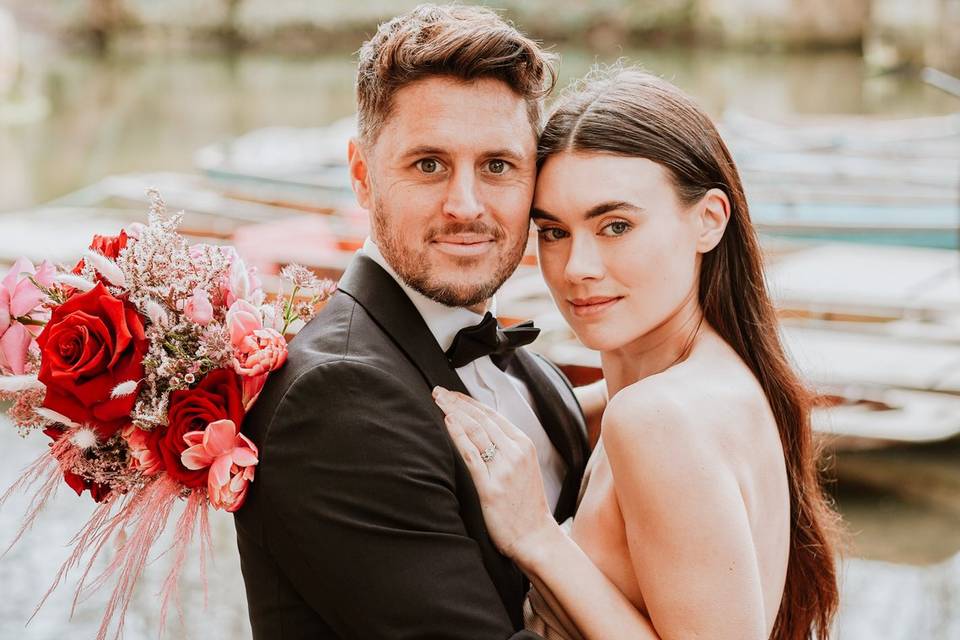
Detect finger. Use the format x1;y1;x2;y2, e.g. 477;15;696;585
445;404;499;457
464;395;531;445
443;413;490;480
436;389;514;450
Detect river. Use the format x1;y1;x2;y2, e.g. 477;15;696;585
0;47;958;639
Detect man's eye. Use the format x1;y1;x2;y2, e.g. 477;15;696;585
416;159;442;174
487;159;508;174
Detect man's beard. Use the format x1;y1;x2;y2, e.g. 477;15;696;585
373;201;527;308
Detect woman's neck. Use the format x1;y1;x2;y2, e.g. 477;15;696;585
601;285;705;397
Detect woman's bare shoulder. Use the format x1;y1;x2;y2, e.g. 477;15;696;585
602;371;716;466
601;355;767;468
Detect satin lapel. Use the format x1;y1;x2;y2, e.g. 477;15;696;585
337;255;470;395
509;348;589;522
337;255;527;627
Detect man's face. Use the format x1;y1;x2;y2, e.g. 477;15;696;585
349;76;537;310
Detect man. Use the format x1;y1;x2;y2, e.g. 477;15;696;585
235;5;591;638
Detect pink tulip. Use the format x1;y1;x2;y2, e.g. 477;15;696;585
0;257;52;374
183;287;214;326
180;419;258;512
218;248;264;308
225;299;287;409
122;424;164;475
226;299;262;349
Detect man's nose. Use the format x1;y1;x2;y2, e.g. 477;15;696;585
564;234;605;283
442;168;484;220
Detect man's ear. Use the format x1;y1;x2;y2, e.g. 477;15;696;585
348;138;372;210
696;188;730;253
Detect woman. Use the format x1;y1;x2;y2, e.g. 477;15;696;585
433;69;841;640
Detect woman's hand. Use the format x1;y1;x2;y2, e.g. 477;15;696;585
433;386;559;562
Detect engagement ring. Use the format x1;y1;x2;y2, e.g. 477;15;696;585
480;444;498;463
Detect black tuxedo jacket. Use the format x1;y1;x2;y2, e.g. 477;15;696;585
235;255;589;640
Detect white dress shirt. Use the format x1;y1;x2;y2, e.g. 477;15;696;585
360;238;566;511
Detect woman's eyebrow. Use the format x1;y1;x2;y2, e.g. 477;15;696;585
531;207;559;222
532;201;643;223
583;201;643;219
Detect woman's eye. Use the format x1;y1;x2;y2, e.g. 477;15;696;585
601;221;631;237
416;158;442;174
487;159;508;174
537;227;568;242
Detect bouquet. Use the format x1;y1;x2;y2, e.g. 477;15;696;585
0;190;336;639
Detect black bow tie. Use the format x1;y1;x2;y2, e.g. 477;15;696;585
445;312;540;370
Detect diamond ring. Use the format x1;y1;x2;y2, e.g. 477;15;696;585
480;443;498;463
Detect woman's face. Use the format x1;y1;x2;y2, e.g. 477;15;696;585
532;151;716;353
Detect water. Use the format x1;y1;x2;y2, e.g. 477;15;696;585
1;47;959;638
1;47;957;212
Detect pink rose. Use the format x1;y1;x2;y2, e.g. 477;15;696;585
183;287;214;325
233;328;287;378
180;418;258;512
0;257;54;374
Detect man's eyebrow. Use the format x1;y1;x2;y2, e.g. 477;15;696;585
398;146;529;162
531;201;643;223
482;148;527;162
399;145;448;159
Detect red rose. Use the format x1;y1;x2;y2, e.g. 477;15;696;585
157;368;245;488
91;231;129;258
42;427;112;503
36;283;148;439
72;230;129;275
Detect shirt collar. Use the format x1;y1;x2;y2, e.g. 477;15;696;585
360;237;495;352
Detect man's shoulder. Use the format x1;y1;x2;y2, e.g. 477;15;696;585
283;290;406;373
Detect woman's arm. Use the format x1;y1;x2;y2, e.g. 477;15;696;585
433;386;768;640
434;387;658;638
573;379;607;448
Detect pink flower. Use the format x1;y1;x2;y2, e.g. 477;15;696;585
0;257;53;374
234;328;288;378
226;299;287;409
122;424;165;475
180;418;258;512
226;299;262;349
221;249;264;308
183;287;214;325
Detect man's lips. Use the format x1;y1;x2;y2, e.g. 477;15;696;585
430;234;496;257
567;296;623;317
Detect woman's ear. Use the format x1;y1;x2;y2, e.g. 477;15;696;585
348;138;372;210
696;188;730;253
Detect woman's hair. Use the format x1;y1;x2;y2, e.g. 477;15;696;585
539;68;841;640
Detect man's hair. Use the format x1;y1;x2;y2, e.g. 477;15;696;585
356;4;557;144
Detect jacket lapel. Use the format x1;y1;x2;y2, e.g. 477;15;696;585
337;255;470;395
336;254;527;626
508;349;589;522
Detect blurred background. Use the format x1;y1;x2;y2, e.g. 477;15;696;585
0;1;958;638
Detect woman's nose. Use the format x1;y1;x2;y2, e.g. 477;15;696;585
564;234;605;283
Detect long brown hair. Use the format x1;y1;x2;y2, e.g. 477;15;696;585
539;68;841;640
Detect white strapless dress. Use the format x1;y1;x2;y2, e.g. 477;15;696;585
523;583;584;640
521;517;585;640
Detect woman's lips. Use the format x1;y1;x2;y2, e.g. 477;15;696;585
431;235;496;257
568;296;623;317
